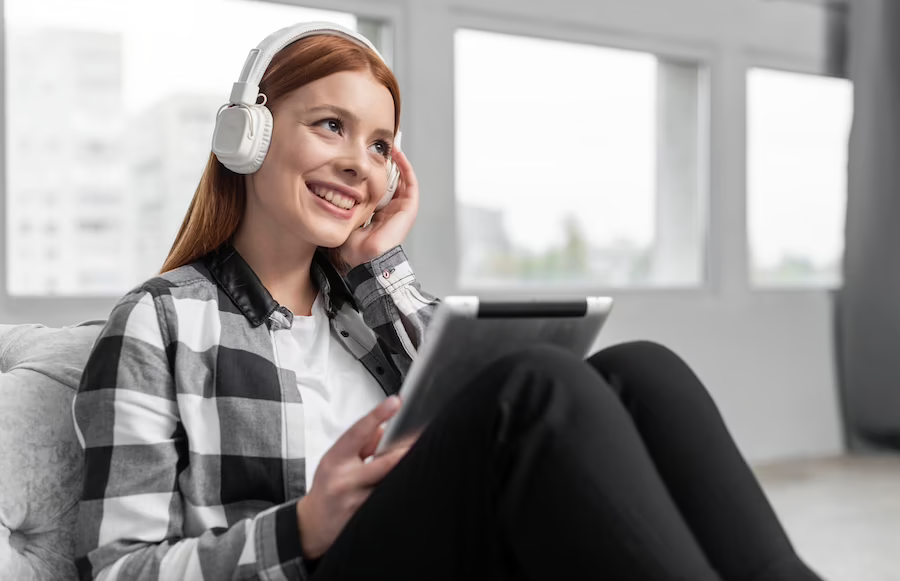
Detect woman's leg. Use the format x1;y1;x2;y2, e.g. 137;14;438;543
311;344;723;581
586;341;823;581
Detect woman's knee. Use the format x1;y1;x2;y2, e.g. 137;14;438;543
589;340;684;369
483;344;603;395
586;340;711;405
467;343;619;421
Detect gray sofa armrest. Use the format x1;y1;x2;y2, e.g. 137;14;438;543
0;321;105;580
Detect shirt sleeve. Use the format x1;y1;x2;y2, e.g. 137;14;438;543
73;290;311;581
344;245;441;365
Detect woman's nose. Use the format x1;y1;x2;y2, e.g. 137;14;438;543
338;143;371;180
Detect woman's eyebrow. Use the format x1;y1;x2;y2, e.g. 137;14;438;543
305;105;394;142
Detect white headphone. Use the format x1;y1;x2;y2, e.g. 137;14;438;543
211;21;401;227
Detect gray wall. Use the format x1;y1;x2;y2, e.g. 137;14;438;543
0;0;845;463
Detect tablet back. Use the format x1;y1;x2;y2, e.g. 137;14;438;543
378;296;613;452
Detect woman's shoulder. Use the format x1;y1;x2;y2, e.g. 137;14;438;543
100;260;223;341
133;260;217;297
111;260;220;316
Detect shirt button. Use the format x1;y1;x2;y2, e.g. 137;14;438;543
376;366;385;375
340;330;349;337
382;269;391;279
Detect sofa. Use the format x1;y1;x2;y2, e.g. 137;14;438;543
0;321;105;581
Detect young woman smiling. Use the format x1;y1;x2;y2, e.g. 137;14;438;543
72;22;825;581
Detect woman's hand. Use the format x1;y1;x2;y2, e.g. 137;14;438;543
337;149;419;271
295;396;412;560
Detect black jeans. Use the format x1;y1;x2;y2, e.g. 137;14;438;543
309;341;825;581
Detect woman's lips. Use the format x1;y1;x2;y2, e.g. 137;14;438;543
308;187;355;220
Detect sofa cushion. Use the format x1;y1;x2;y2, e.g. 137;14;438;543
0;321;105;581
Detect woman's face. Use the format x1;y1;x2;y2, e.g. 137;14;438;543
246;69;396;249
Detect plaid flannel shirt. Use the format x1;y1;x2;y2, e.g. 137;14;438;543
72;243;439;581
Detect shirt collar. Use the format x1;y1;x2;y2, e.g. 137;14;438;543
203;242;357;327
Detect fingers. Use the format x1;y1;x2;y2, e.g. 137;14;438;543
330;396;401;458
355;445;410;487
359;424;385;459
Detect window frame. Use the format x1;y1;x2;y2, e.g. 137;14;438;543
443;13;716;300
0;0;848;325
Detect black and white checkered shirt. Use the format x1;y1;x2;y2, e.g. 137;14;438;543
73;243;438;580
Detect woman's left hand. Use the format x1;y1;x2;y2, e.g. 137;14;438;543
337;149;419;271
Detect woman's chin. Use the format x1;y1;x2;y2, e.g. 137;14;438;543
310;228;352;250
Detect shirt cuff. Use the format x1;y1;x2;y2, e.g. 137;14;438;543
255;499;311;580
345;246;417;310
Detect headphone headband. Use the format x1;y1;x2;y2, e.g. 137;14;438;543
212;19;401;208
228;21;386;106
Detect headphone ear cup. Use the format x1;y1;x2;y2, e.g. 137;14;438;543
211;104;273;174
362;159;400;229
378;159;400;210
245;106;273;173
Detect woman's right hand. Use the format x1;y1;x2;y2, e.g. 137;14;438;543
295;395;411;560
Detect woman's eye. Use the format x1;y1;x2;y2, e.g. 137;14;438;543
371;141;391;158
318;118;342;133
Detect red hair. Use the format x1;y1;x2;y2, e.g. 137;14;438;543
161;35;401;274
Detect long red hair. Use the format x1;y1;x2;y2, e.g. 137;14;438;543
160;34;401;274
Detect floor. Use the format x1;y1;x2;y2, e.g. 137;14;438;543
755;454;900;581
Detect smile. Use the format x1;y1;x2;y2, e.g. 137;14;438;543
307;183;358;211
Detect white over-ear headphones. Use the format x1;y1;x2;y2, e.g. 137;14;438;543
211;21;401;226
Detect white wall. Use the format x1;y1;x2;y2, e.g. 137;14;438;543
0;0;847;463
597;292;843;463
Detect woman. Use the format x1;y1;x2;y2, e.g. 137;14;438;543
73;22;825;581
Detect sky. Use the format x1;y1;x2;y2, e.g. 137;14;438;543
5;0;853;269
747;68;852;268
455;28;657;254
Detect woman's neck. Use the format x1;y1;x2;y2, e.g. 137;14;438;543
232;224;319;318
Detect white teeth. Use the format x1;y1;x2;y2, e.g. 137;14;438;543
310;185;357;210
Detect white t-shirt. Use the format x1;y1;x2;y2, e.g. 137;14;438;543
288;291;386;487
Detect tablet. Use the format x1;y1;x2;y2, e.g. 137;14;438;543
376;296;614;454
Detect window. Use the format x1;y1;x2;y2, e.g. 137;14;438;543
454;29;707;289
3;0;380;296
747;68;853;287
